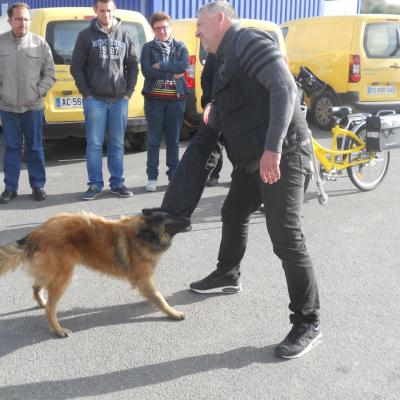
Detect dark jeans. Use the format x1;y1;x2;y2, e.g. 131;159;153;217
161;121;220;217
145;98;186;181
1;109;46;190
217;146;319;324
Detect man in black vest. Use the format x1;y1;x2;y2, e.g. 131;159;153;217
143;1;321;359
190;1;321;359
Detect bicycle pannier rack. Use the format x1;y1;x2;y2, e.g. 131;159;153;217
366;114;400;152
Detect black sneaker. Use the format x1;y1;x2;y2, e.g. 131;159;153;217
0;189;17;204
275;323;322;359
206;177;219;187
190;270;242;294
32;188;46;201
111;185;133;198
82;184;103;201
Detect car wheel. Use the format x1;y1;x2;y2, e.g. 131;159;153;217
311;90;337;129
125;131;147;152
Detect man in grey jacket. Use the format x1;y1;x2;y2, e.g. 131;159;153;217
0;3;55;204
70;0;138;201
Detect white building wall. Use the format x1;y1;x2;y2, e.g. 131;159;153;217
323;0;359;15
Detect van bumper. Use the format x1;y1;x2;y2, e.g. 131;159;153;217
338;92;400;114
42;117;147;140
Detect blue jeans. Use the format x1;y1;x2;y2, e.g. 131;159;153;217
144;98;185;181
0;109;46;190
83;97;128;190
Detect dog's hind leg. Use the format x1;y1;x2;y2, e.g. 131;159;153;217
32;284;46;308
45;270;74;338
135;277;185;320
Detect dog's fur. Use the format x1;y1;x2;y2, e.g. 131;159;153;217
0;211;189;337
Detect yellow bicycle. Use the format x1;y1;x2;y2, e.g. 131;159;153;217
305;106;391;205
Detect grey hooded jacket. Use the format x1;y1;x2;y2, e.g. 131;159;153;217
0;31;55;113
70;17;138;100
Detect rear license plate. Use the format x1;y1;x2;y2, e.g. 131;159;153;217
367;85;397;96
55;96;83;108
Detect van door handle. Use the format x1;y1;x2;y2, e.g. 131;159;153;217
390;64;400;69
62;91;73;95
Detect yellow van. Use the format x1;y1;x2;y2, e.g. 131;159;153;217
0;7;153;150
281;15;400;129
171;18;288;135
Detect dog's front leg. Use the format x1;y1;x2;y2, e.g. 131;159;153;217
135;277;185;320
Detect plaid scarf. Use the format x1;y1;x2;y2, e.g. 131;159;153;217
154;36;173;62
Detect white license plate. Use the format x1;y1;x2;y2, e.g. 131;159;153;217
55;96;83;108
367;85;397;96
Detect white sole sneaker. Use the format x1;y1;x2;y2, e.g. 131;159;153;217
146;181;157;192
280;332;323;359
190;283;242;294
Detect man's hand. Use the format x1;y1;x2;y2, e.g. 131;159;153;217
152;62;160;69
260;150;281;184
173;73;185;79
203;103;212;125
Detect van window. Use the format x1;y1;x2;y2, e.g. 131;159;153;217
46;20;146;65
364;23;400;58
281;27;288;40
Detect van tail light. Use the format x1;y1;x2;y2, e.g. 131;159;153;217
184;55;196;89
349;55;361;83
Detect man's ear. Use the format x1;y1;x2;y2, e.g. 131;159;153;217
216;11;225;24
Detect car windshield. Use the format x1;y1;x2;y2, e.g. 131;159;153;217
46;20;146;65
364;23;400;58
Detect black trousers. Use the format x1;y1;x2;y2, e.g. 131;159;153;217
217;146;319;324
160;123;319;324
161;121;220;217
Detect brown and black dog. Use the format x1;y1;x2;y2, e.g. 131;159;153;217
0;211;190;337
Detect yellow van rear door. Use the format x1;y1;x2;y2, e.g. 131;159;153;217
360;19;400;103
44;19;147;124
45;20;91;123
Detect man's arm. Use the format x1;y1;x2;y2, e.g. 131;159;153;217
124;34;139;98
236;29;297;183
38;40;56;97
70;32;91;98
200;53;215;108
236;29;297;154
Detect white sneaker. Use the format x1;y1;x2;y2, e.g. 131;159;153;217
146;180;157;192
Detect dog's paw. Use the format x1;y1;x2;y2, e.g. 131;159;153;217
55;328;72;338
170;311;185;321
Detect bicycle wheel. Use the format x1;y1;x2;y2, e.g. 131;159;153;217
346;129;390;191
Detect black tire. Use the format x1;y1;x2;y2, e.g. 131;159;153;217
311;90;337;130
125;131;147;152
346;129;390;191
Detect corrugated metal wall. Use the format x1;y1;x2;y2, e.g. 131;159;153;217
0;0;324;23
148;0;323;23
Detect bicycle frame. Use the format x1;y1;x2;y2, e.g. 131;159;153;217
312;123;366;173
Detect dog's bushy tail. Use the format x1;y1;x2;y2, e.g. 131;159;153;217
0;237;26;276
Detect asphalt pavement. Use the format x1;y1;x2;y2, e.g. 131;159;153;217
0;128;399;400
